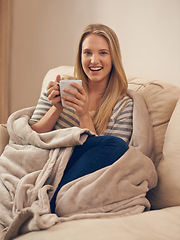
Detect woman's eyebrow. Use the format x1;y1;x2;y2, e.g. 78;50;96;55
99;49;109;52
82;48;91;51
82;48;109;52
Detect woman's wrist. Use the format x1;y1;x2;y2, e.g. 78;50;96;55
52;104;63;114
79;113;97;134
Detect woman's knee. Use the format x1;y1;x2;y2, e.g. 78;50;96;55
99;135;129;149
90;135;129;159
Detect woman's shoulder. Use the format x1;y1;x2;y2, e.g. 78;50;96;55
114;94;133;111
110;94;133;120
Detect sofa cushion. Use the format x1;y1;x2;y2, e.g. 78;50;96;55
0;124;9;155
12;206;180;240
149;98;180;209
128;78;180;167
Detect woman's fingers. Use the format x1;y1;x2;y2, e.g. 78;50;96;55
46;75;63;110
47;74;61;91
56;74;61;83
61;83;88;115
71;82;85;95
46;79;87;113
48;89;60;100
47;77;60;98
63;83;85;100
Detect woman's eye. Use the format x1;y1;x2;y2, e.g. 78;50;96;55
100;51;108;55
84;51;91;55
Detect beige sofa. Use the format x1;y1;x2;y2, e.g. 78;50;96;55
0;66;180;240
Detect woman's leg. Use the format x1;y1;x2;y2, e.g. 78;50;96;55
50;135;129;213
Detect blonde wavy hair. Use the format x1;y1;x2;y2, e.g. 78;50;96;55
74;24;128;135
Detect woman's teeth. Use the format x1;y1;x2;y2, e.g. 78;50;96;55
89;67;103;71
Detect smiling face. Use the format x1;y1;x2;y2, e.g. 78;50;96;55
81;34;112;87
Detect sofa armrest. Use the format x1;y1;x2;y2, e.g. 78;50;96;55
0;124;9;155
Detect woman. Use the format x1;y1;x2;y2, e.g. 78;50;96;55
30;24;133;213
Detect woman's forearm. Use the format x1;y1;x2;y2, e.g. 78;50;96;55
31;105;63;133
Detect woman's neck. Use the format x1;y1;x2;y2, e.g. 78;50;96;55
88;81;107;111
88;79;107;96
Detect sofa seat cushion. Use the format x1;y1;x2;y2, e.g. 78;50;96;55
14;206;180;240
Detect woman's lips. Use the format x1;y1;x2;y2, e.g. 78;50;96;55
89;67;103;71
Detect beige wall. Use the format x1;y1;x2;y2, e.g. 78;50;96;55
9;0;180;114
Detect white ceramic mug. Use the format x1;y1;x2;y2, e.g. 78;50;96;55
59;79;82;108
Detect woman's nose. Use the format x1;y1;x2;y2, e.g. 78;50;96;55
90;54;99;64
